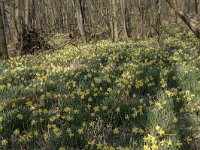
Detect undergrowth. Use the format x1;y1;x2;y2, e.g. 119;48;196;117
0;25;199;150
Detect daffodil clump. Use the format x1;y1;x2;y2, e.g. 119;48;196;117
0;25;199;150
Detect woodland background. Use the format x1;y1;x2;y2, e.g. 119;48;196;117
0;0;200;58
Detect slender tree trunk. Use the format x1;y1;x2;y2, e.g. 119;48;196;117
109;0;114;40
126;0;132;37
166;0;200;39
14;0;22;39
195;0;199;15
120;0;128;39
111;0;118;42
155;0;162;41
174;0;178;23
30;0;36;28
0;5;9;60
87;0;95;28
74;0;86;43
24;0;29;25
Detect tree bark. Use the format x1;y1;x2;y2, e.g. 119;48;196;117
24;0;29;25
174;0;178;23
155;0;162;41
74;0;87;43
166;0;200;39
120;0;128;39
195;0;199;15
0;5;9;60
30;0;36;28
14;0;22;39
111;0;118;42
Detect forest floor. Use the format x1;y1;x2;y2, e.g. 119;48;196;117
0;25;200;150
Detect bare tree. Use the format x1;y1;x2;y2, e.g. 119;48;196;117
0;0;199;45
166;0;200;39
74;0;86;43
24;0;29;25
120;0;128;39
154;0;162;42
110;0;118;42
14;0;22;39
195;0;199;15
0;4;9;60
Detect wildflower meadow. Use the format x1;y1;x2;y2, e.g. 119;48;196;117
0;25;200;150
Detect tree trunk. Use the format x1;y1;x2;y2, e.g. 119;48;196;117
195;0;199;15
111;0;118;42
30;0;36;28
155;0;162;42
174;0;178;23
120;0;128;39
0;5;9;60
166;0;200;39
14;0;22;39
24;0;29;25
74;0;87;43
109;0;114;40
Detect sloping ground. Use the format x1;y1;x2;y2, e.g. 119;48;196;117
0;27;200;149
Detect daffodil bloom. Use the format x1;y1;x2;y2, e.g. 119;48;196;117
116;107;120;113
0;105;4;111
167;139;172;146
143;145;151;150
109;146;115;150
102;106;108;111
64;107;71;113
125;115;129;120
88;97;93;102
59;147;66;150
176;142;183;148
155;102;163;110
132;127;139;134
0;125;3;132
14;128;20;136
186;136;192;144
135;80;144;89
68;133;74;137
160;140;165;146
139;129;144;134
34;131;38;136
82;121;86;127
96;143;103;149
143;134;155;141
40;94;45;100
74;109;80;114
155;125;160;131
17;114;24;120
47;124;52;129
91;113;95;117
113;128;119;134
93;106;99;112
31;120;37;126
89;121;95;127
43;133;49;141
88;140;95;146
1;139;8;146
0;115;4;122
53;127;62;137
78;128;84;135
151;144;158;150
158;129;165;136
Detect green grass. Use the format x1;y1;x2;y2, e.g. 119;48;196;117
0;25;199;150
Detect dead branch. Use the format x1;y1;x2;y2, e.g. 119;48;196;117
166;0;200;39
